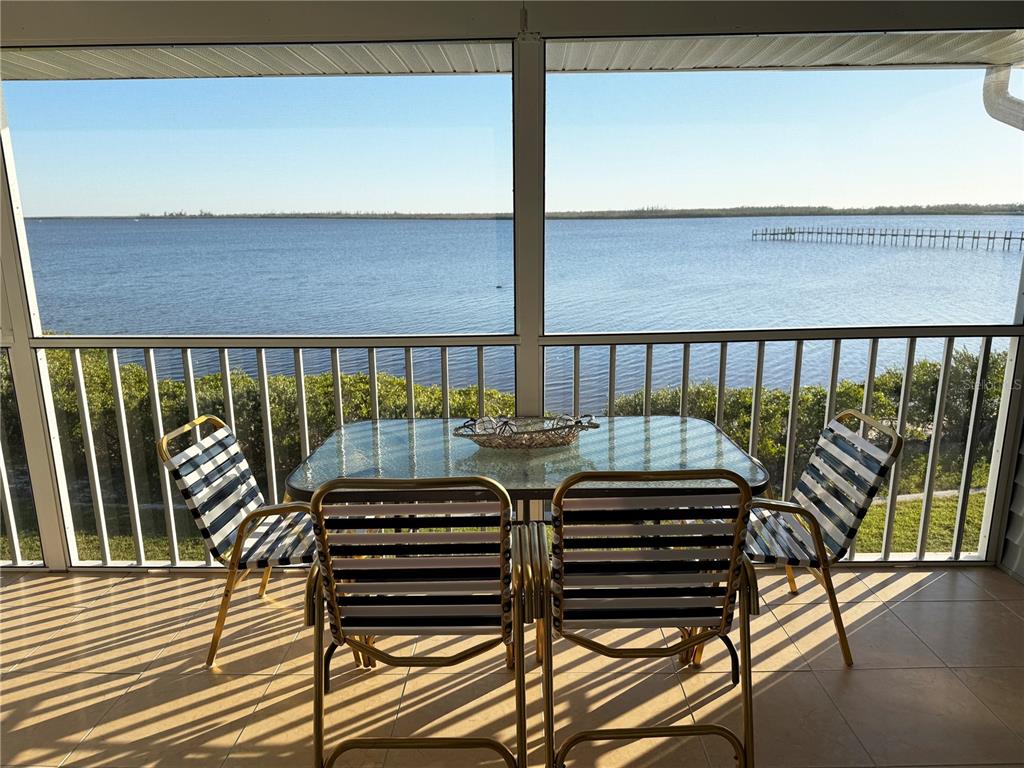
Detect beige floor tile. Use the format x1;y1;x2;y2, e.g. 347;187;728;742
61;670;272;767
385;670;530;768
681;669;870;768
859;567;995;602
756;567;877;606
2;575;123;669
679;609;807;674
406;633;515;676
0;671;138;767
964;567;1024;600
542;671;710;768
816;667;1024;766
223;671;403;768
890;600;1024;667
279;628;417;676
772;601;944;670
146;578;305;675
14;575;218;674
952;667;1024;740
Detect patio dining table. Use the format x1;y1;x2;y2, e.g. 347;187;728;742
284;415;770;504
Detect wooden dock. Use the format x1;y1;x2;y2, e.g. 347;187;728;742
752;226;1023;251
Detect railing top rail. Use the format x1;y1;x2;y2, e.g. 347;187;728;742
23;324;1024;350
30;333;521;349
542;323;1024;345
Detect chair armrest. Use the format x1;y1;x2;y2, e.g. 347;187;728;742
228;502;312;568
749;497;835;565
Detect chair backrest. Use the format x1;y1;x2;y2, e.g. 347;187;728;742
310;477;514;646
791;409;902;559
550;470;752;637
158;415;265;561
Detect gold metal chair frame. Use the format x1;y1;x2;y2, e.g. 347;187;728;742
755;408;903;667
158;414;312;666
308;476;528;768
530;469;757;768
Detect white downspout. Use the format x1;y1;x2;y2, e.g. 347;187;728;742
983;65;1024;131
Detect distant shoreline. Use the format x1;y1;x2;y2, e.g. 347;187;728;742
29;203;1024;221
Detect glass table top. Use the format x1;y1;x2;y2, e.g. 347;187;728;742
286;416;769;501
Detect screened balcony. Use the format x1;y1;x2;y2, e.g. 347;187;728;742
1;3;1024;767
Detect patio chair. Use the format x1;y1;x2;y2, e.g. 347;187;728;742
308;476;528;768
743;409;903;666
157;414;315;665
532;469;757;768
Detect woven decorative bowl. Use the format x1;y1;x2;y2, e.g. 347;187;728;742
453;415;599;449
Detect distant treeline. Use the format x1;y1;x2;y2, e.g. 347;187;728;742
33;202;1024;221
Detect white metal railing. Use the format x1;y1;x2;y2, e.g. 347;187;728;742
22;337;513;566
541;323;1022;564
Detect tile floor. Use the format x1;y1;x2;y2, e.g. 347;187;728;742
1;566;1023;767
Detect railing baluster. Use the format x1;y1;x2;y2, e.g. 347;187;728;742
405;347;415;418
181;348;212;565
860;338;879;437
477;346;486;417
825;339;841;425
367;348;379;421
716;342;728;426
182;349;199;437
607;344;617;417
331;348;344;428
219;348;235;432
917;337;954;559
643;343;654;417
749;341;764;457
782;340;804;498
0;438;22;565
953;337;992;559
572;345;581;416
440;347;450;420
294;348;309;458
108;350;144;564
146;349;179;565
881;338;916;560
72;349;110;565
256;349;279;503
679;343;690;418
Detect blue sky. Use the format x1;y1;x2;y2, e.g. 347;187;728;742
3;67;1022;216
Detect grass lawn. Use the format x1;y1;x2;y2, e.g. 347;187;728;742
2;494;986;564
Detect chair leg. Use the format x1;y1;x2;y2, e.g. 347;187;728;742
535;618;545;666
785;565;799;594
512;587;528;767
313;571;325;768
206;564;240;666
541;602;555;768
258;566;272;597
739;569;755;768
820;566;853;667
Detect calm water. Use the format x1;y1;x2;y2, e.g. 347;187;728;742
25;214;1022;411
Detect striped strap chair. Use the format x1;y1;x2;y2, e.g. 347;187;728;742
308;476;528;768
744;409;903;666
157;414;315;665
532;470;757;768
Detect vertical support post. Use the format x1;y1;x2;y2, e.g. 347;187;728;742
917;337;954;559
295;348;309;458
643;343;653;417
953;338;992;559
825;339;841;425
405;347;415;419
440;347;450;420
782;340;803;499
257;349;278;504
572;345;581;416
881;338;916;560
367;348;379;421
108;349;145;564
219;348;235;432
477;346;486;417
331;348;344;428
146;348;179;565
607;344;617;417
679;342;690;418
716;341;728;426
749;341;764;457
0;437;23;564
1;96;75;569
513;33;545;416
71;349;110;565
